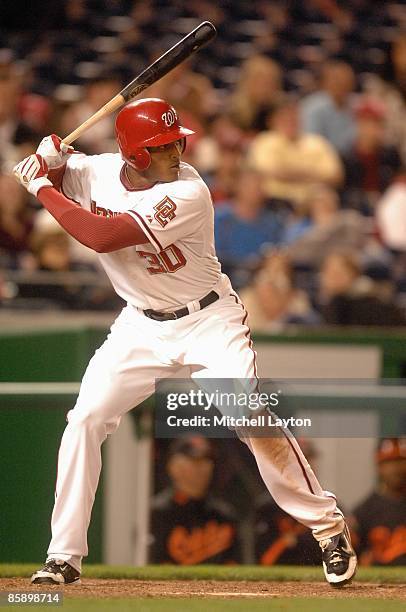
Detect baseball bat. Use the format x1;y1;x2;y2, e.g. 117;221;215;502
62;21;217;146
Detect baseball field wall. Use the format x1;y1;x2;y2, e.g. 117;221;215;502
0;324;106;564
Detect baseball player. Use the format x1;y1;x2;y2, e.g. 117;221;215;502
13;98;357;587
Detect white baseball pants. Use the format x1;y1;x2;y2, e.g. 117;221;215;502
47;290;344;571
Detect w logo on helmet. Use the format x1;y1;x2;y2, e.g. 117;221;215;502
161;110;177;127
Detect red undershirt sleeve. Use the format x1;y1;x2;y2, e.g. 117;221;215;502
48;165;67;191
37;186;149;253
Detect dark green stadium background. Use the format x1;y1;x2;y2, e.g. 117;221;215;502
0;327;106;563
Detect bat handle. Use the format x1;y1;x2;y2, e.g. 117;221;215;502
61;94;125;146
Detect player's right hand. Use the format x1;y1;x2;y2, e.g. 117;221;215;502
13;154;53;197
36;134;73;169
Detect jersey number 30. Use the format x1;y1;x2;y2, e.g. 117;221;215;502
137;244;186;275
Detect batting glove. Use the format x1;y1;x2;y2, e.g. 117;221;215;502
13;154;52;197
36;134;73;169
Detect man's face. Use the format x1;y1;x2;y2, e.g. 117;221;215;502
378;458;406;496
325;65;355;102
144;139;184;183
320;255;358;297
273;104;300;139
167;454;214;499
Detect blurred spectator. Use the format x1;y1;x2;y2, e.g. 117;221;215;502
34;207;101;268
0;51;41;171
214;169;283;288
0;266;7;303
352;438;406;566
301;60;356;155
17;61;51;133
304;0;354;31
342;99;402;213
364;34;406;163
192;113;247;177
60;72;122;154
247;96;343;209
143;51;218;161
376;169;406;253
8;123;42;171
16;225;87;309
146;61;217;129
149;436;240;564
281;203;312;246
15;223;120;310
318;251;406;326
240;253;320;332
207;144;244;205
287;186;366;268
389;33;406;103
63;0;91;32
1;0;405;318
0;174;34;266
30;227;71;272
254;439;321;565
229;55;283;133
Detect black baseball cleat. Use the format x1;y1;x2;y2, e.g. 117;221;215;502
320;524;358;587
31;558;81;585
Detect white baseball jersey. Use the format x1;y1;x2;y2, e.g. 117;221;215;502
62;153;224;311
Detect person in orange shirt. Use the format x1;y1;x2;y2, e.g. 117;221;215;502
149;436;240;565
352;438;406;566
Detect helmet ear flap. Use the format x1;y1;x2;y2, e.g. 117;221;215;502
129;148;151;171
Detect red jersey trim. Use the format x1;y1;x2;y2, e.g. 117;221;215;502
127;210;163;252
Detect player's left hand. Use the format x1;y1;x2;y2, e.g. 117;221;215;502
13;154;53;197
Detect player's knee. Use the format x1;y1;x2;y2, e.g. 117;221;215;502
67;406;107;430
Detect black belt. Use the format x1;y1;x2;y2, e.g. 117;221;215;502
144;290;219;321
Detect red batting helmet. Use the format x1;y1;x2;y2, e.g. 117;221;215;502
115;98;194;171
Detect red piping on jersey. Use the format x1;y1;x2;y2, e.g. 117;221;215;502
230;292;315;495
129;209;164;252
120;164;158;192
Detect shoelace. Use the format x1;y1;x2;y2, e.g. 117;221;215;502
44;559;65;569
320;538;334;550
329;551;344;564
